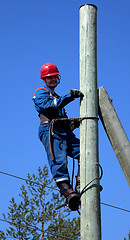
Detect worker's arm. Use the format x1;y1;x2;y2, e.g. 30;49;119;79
33;88;76;111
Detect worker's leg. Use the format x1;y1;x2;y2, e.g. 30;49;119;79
40;130;70;182
39;128;80;210
66;132;80;160
66;132;80;177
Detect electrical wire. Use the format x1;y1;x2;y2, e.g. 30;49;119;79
0;170;130;213
0;218;41;231
0;218;75;240
0;171;58;191
79;163;103;198
44;231;78;240
101;202;130;213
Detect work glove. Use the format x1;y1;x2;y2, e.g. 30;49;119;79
70;89;84;98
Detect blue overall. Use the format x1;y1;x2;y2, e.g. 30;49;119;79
33;86;80;183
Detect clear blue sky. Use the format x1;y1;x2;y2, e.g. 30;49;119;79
0;0;130;239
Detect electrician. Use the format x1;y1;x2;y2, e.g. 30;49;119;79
33;63;83;211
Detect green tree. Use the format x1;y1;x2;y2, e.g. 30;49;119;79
124;230;130;240
0;165;80;239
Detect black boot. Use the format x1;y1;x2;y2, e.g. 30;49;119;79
57;181;80;211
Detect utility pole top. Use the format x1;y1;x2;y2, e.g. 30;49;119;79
79;4;97;10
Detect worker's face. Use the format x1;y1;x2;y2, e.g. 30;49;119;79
44;75;59;90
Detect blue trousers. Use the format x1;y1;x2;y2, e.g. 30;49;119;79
39;125;80;183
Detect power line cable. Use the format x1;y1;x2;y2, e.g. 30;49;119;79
0;171;58;191
0;218;41;231
0;218;74;240
101;202;130;213
44;231;78;240
0;170;130;213
0;208;78;238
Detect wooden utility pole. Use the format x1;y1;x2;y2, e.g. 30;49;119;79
80;4;101;240
99;86;130;186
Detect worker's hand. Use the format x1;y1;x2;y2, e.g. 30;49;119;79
70;89;84;98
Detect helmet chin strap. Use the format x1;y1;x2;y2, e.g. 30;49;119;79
57;75;61;84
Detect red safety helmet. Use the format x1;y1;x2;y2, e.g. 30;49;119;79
40;63;60;79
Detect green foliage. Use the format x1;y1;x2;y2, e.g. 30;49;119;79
124;230;130;240
0;165;80;239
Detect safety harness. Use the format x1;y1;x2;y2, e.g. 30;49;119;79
34;86;57;98
34;87;99;161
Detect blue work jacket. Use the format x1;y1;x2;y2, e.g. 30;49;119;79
33;85;75;135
